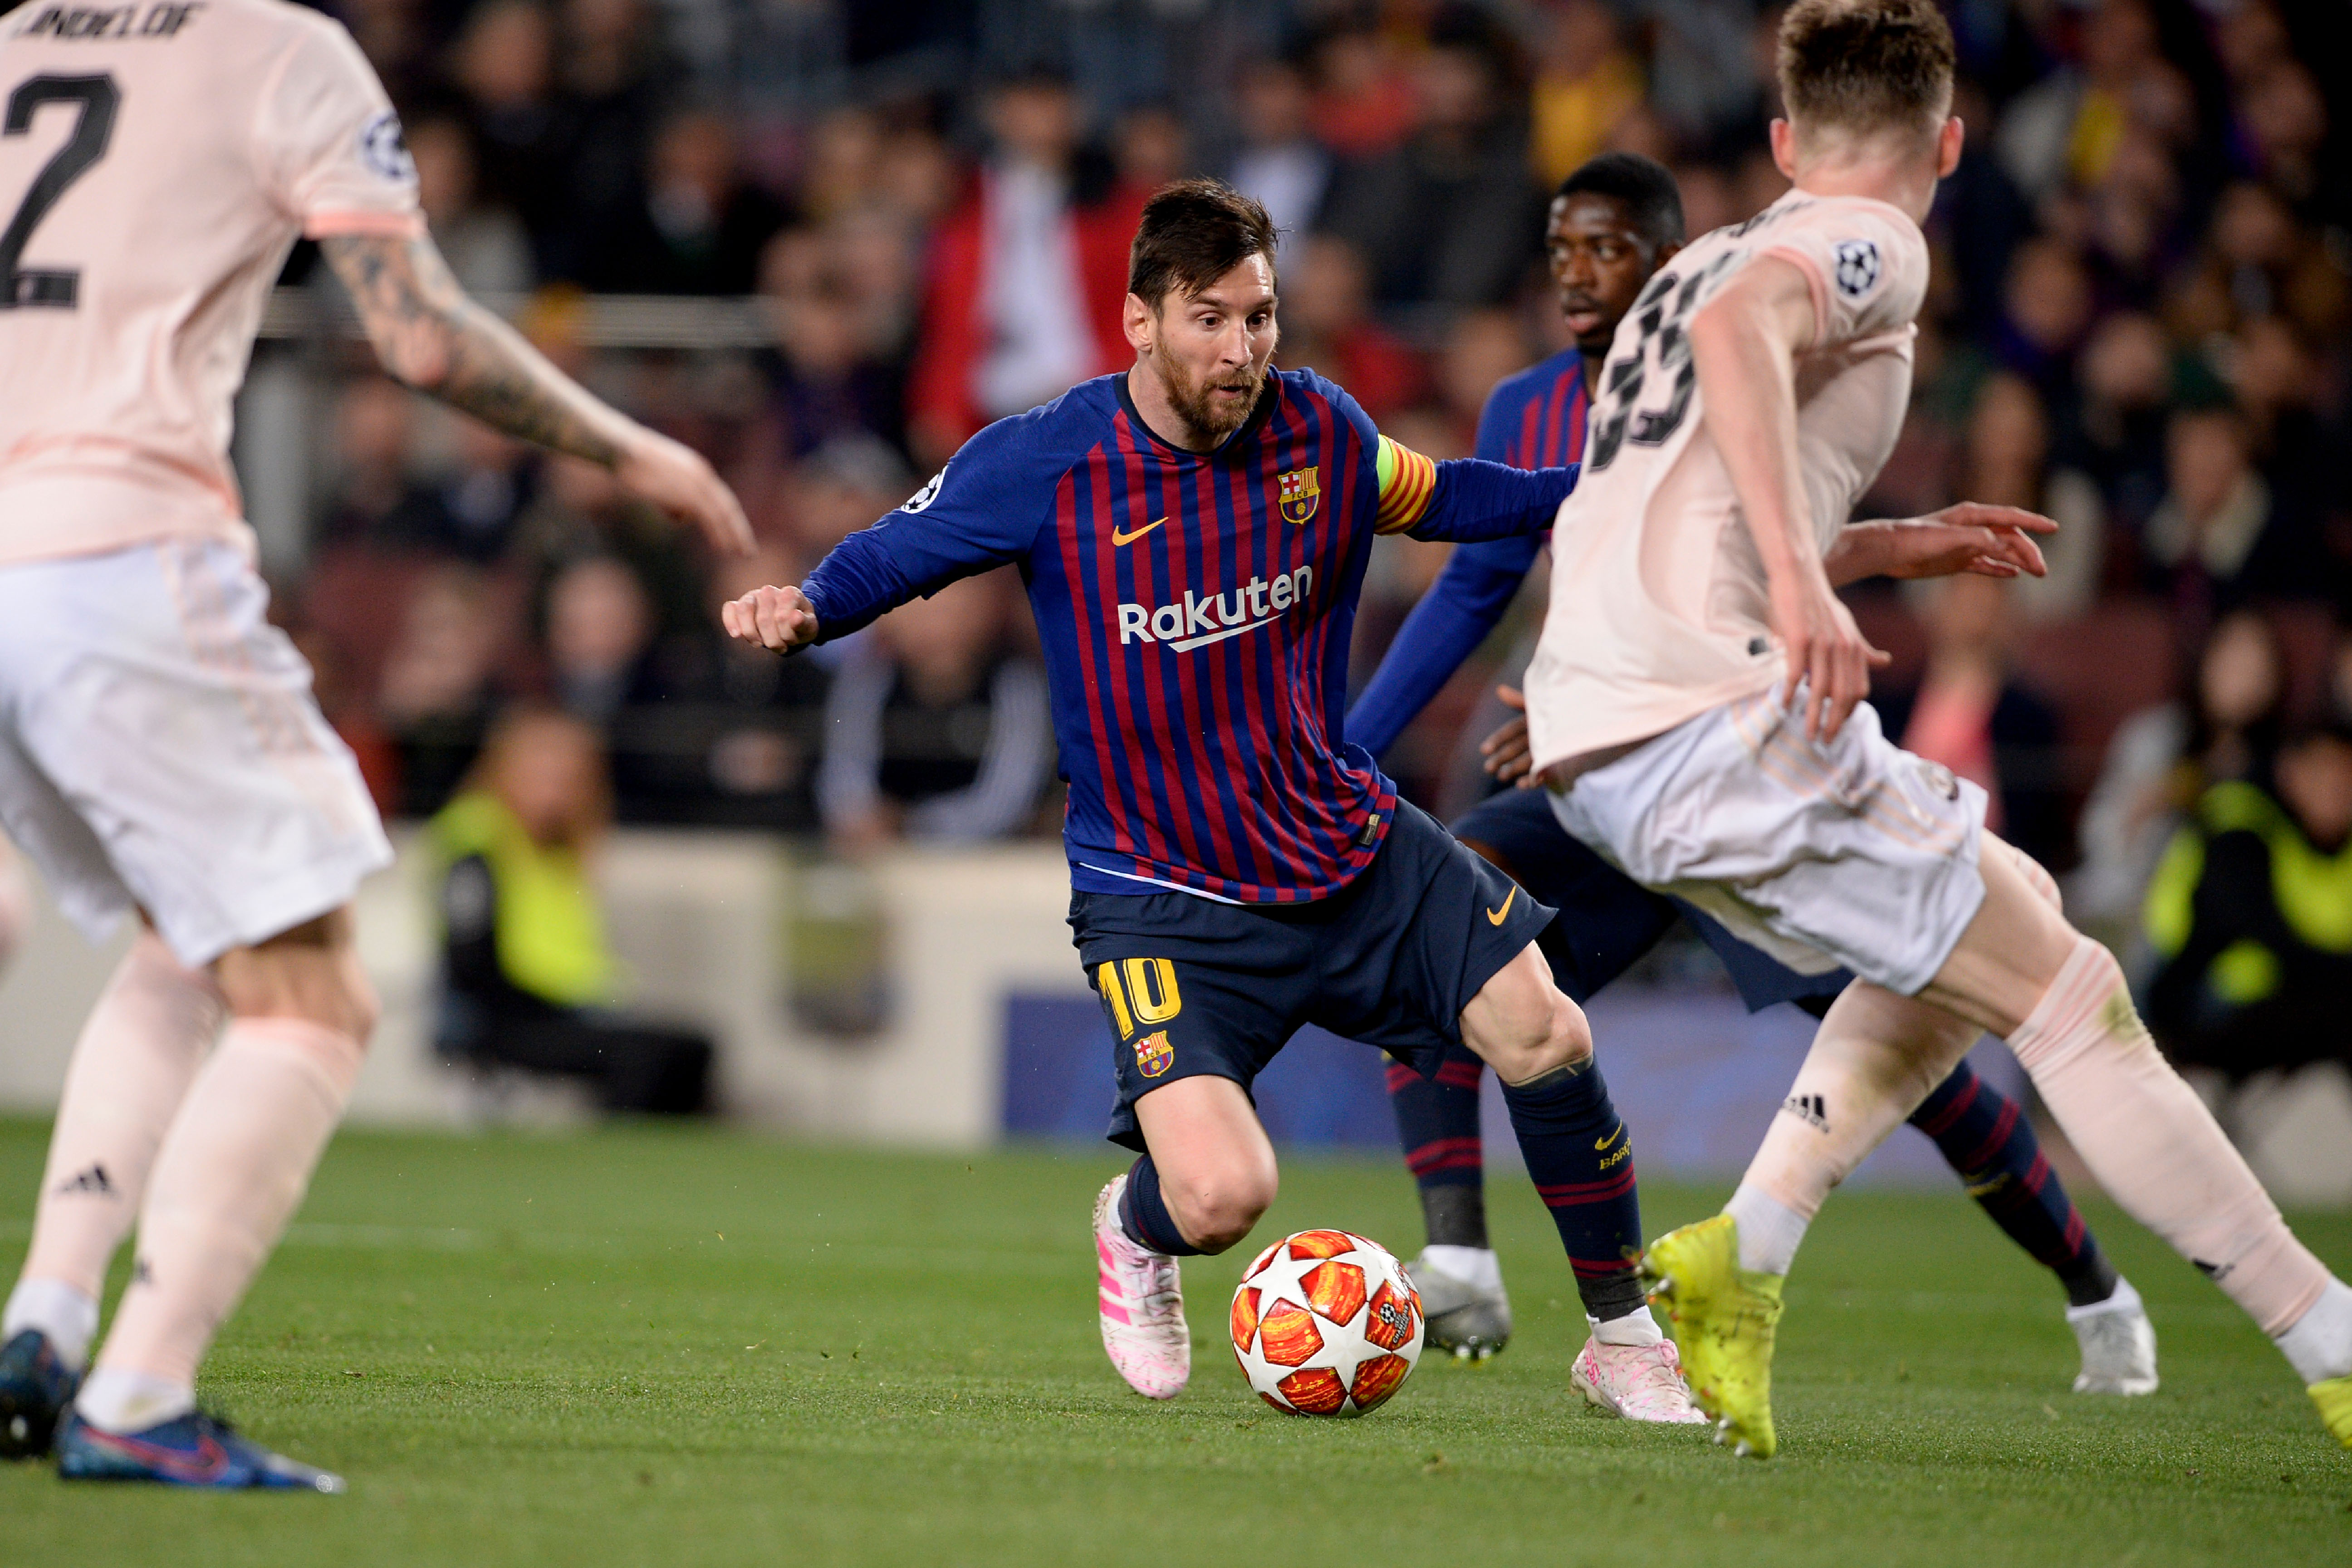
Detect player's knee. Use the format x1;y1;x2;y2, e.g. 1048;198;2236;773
1510;986;1592;1081
214;907;380;1043
1466;956;1591;1083
1166;1163;1277;1254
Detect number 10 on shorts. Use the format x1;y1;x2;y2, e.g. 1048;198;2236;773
1098;958;1182;1039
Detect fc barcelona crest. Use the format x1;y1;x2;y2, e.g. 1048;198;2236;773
1134;1031;1174;1078
1277;467;1321;524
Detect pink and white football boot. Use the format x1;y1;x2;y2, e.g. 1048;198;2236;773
1570;1335;1710;1423
1093;1175;1190;1399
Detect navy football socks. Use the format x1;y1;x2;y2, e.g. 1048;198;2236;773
1387;1045;1490;1248
1499;1055;1647;1321
1117;1154;1202;1257
1909;1061;2118;1308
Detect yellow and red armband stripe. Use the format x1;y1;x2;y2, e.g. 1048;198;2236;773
1372;434;1437;534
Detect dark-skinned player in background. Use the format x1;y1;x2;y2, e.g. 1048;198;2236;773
1343;153;2156;1416
725;179;1652;1410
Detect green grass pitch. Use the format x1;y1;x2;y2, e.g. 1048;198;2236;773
2;1116;2347;1566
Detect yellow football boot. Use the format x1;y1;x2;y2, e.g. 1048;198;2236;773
1640;1214;1784;1459
2311;1376;2352;1450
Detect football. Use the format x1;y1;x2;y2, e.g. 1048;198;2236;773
1229;1229;1424;1416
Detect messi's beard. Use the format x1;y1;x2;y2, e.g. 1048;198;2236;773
1149;347;1265;445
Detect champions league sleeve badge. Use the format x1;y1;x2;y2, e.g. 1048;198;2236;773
358;111;417;186
1832;238;1882;300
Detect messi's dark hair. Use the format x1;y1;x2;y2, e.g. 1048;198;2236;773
1556;152;1686;250
1127;178;1279;309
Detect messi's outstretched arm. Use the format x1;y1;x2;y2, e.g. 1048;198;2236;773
725;418;1052;653
322;231;752;554
1373;438;1575;544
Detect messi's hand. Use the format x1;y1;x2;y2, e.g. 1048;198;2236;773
723;583;820;653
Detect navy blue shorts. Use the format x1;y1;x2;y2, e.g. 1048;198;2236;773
1449;787;1853;1013
1072;799;1554;1151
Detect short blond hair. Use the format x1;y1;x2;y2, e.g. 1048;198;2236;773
1778;0;1955;145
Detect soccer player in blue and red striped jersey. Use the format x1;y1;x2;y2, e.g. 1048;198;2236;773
725;179;1662;1406
1346;153;2153;1412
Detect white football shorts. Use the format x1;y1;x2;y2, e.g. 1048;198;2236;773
1548;686;1988;996
0;538;392;967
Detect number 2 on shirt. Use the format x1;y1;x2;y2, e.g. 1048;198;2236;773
0;73;119;310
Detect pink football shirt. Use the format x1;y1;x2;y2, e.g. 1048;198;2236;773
1524;188;1931;769
0;0;421;565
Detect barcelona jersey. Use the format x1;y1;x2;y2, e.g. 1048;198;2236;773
799;368;1570;903
1482;345;1590;471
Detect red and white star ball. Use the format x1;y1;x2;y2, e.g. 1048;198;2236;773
1229;1229;1423;1416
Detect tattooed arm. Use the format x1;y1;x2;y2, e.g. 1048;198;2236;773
320;231;754;554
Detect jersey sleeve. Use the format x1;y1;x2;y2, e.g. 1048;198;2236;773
1758;201;1927;351
254;17;424;239
799;411;1064;642
1373;434;1441;534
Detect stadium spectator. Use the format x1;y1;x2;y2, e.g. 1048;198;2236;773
2144;405;2306;624
2142;720;2352;1085
1957;373;2104;620
1995;238;2094;403
408;113;536;296
1303;17;1416;159
816;569;1053;853
378;565;520;817
1527;0;1644;190
747;229;906;472
543;555;660;728
450;0;578;280
2072;609;2288;930
1877;574;2069;871
2063;312;2172;549
314;378;449;551
905;71;1143;463
1226;56;1332;247
697;543;829;828
583;108;790;294
430;419;539;564
431;708;714;1115
1315;10;1545;311
1271;236;1428;421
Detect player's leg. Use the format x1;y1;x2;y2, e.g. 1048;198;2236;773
1;928;224;1458
1921;846;2350;1437
0;539;393;1485
1077;905;1303;1401
1704;845;2350;1449
1452;943;1703;1421
1903;1060;2154;1393
1383;1045;1509;1355
57;906;375;1490
1389;790;1677;1361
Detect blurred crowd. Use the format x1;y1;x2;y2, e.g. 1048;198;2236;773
270;0;2352;1071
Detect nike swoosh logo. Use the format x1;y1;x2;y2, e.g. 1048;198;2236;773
1485;887;1517;925
1594;1124;1624;1152
1111;517;1166;546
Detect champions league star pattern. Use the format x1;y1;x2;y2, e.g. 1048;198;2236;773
798;367;1570;904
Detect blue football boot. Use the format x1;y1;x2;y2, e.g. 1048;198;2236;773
0;1330;80;1459
55;1409;346;1491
